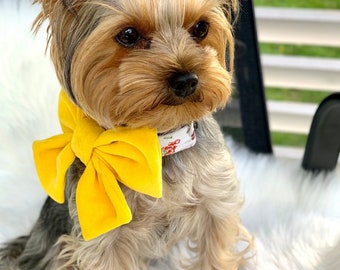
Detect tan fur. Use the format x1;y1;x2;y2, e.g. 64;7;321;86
29;0;253;269
33;0;237;132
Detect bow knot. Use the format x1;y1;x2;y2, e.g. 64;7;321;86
33;91;162;240
71;117;102;165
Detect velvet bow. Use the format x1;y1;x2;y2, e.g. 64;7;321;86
33;91;162;240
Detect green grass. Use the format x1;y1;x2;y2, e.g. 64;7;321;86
260;44;340;59
266;88;333;104
254;0;340;9
271;132;308;147
223;127;309;148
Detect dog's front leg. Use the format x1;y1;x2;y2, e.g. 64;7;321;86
185;208;242;270
181;137;247;269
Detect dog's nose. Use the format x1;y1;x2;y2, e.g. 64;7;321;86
168;73;198;98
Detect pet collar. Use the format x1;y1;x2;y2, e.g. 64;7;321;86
159;123;196;156
32;91;162;241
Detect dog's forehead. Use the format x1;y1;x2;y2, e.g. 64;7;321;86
112;0;224;27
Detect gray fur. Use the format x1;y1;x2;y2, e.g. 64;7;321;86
0;159;82;270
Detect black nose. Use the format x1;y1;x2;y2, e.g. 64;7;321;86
168;73;199;98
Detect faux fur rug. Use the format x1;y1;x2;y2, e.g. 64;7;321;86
1;2;340;269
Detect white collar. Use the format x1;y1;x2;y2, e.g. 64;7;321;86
158;122;197;156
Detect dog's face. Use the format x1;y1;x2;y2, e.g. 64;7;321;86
34;0;237;132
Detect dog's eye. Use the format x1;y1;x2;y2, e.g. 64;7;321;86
116;27;140;47
190;20;209;41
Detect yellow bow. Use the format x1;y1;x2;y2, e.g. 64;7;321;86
33;91;162;240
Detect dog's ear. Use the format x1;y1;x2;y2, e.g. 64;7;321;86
33;0;86;32
223;0;239;24
220;0;238;73
33;0;86;14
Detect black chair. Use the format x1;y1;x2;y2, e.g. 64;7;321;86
233;0;272;154
302;93;340;171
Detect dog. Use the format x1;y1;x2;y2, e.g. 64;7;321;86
0;0;253;269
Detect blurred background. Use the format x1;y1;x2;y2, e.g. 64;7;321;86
252;0;340;155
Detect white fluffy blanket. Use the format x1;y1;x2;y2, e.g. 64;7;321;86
1;2;339;269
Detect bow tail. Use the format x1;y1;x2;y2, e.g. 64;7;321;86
76;158;132;241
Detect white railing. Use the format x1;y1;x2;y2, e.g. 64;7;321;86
255;7;340;158
261;55;340;92
255;7;340;47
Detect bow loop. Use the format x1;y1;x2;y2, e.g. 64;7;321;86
33;90;162;241
94;127;162;198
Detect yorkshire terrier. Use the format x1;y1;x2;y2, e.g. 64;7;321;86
0;0;252;269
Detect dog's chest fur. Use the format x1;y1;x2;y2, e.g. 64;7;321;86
59;116;239;266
